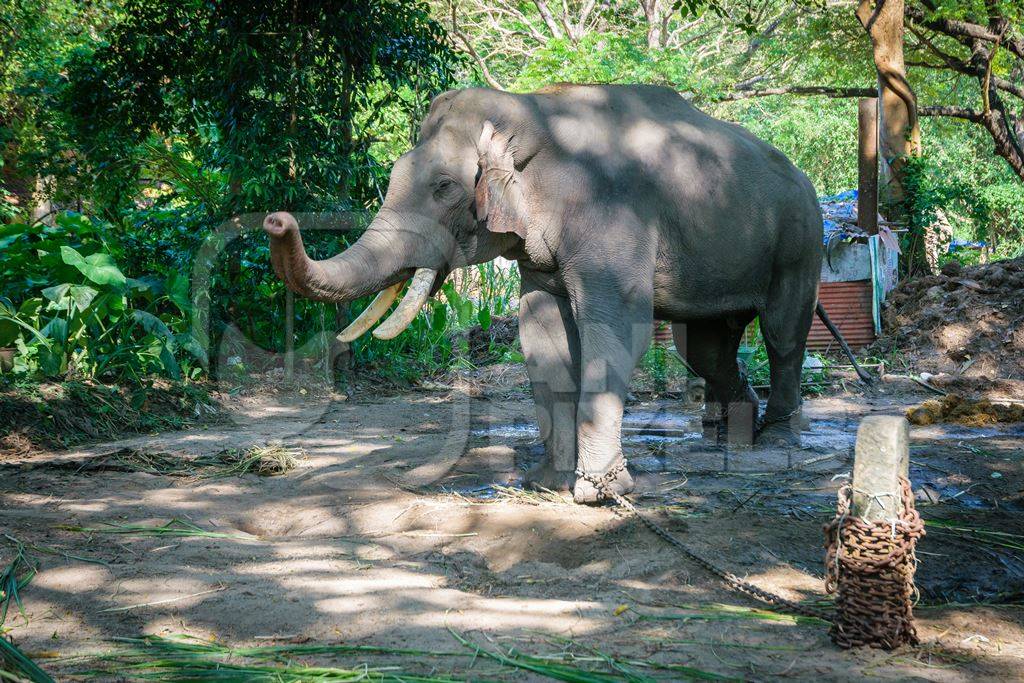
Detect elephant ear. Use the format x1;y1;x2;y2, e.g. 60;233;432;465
475;120;528;240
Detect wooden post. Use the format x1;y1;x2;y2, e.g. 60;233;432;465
284;289;295;382
858;98;879;236
852;415;908;521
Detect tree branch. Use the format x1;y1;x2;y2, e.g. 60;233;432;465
716;85;877;102
450;3;506;91
532;0;565;40
918;105;982;121
905;5;1024;61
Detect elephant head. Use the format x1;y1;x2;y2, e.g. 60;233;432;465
264;90;534;341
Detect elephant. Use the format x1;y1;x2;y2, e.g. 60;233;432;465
264;83;826;504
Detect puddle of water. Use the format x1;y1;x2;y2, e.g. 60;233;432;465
470;422;538;440
470;409;705;442
908;465;990;510
467;404;1020;507
800;419;857;452
443;483;509;499
912;423;1024;441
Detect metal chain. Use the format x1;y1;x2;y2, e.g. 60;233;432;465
823;478;925;648
577;460;834;622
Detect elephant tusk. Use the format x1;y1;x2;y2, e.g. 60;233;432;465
336;282;403;343
372;267;437;340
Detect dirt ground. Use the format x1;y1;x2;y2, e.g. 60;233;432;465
2;367;1023;681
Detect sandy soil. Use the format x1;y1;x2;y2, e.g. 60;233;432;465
2;371;1023;681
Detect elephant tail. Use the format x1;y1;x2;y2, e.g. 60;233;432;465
815;302;874;384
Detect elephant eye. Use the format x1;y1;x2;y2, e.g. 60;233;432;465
432;176;459;200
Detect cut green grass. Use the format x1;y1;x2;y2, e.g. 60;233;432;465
197;444;303;478
925;519;1024;552
65;630;735;682
654;638;803;652
1;636;56;683
0;542;55;683
60;518;251;540
450;630;736;682
69;635;465;681
4;534;108;569
0;539;36;631
634;602;829;627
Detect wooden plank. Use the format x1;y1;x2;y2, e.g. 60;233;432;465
858;98;879;236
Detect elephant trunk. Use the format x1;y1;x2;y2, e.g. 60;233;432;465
263;211;440;340
263;211;413;304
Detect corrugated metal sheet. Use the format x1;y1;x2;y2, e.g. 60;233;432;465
808;280;875;351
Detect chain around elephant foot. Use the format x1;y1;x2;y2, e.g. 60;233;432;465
754;407;803;447
573;458;634;504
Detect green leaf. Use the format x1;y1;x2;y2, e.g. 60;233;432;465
430;305;447;334
60;246;127;286
0;318;18;347
41;317;68;345
456;300;473;327
477;307;491;332
165;270;191;314
41;284;98;312
175;333;208;364
41;283;71;304
159;344;181;380
132;310;173;339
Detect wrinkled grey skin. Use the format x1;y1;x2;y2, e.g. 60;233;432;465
265;84;822;503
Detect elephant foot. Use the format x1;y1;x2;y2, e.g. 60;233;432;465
572;462;635;505
755;420;802;448
524;461;574;492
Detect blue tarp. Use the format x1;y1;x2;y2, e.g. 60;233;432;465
820;189;864;245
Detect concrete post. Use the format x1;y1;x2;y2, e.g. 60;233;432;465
852;415;909;521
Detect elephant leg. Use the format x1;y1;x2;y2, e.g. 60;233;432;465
673;318;758;445
756;271;817;447
571;296;652;504
519;276;580;492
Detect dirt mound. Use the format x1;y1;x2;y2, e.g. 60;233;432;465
0;380;221;457
874;257;1024;396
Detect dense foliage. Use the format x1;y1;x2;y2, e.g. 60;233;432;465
1;0;1022;387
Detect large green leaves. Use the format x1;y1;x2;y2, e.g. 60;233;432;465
42;283;99;312
60;246;127;287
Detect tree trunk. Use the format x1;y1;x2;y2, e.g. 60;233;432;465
858;0;920;210
857;0;923;271
641;0;663;50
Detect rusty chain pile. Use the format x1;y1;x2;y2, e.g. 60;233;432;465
823;477;925;649
580;462;926;647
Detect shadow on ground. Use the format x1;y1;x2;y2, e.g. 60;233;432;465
2;383;1023;680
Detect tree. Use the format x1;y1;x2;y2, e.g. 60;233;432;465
857;0;920;216
0;0;111;221
904;1;1024;181
64;0;458;216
